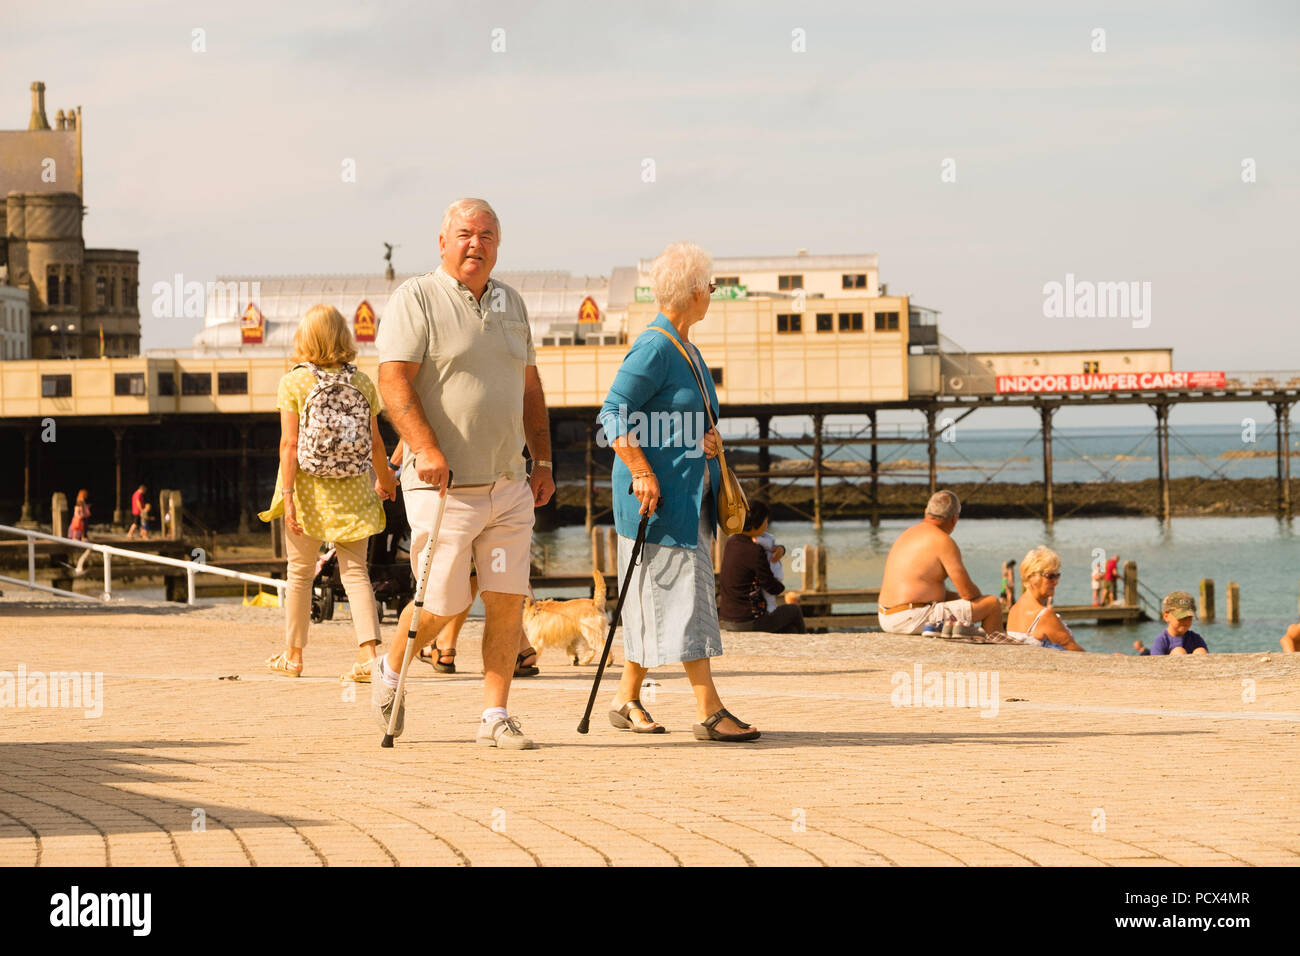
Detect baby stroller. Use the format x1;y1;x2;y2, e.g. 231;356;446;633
309;483;415;624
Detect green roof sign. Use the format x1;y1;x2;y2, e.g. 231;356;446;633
634;284;747;303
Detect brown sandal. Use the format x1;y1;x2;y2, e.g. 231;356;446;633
609;699;666;734
514;646;539;678
692;708;759;742
419;646;456;674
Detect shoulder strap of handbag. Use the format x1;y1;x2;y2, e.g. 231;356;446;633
648;326;717;429
647;327;738;487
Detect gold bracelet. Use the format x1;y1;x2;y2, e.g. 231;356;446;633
631;471;654;480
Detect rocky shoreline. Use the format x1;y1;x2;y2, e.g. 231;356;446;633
549;475;1294;524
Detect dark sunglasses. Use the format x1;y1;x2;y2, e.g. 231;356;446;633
707;282;717;294
1040;572;1061;580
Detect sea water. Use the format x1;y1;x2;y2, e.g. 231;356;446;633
533;515;1299;654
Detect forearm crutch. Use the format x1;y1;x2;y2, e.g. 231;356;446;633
382;471;452;748
577;486;656;734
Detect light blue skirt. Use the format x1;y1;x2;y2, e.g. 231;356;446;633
616;478;722;668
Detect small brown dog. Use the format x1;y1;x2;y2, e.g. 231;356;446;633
523;571;609;665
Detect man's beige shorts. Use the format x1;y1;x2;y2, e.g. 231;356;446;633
405;477;535;617
878;599;974;635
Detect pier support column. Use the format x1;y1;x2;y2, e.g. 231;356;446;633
1273;401;1293;519
757;414;771;485
111;427;126;528
1040;404;1057;525
584;422;595;534
237;424;251;534
18;428;37;528
925;407;937;496
868;408;880;528
812;412;824;530
1153;403;1171;524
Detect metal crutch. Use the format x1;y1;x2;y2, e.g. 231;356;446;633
382;471;452;748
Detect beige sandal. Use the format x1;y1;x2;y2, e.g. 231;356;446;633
266;652;303;678
340;659;372;683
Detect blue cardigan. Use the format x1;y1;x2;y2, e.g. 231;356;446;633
598;314;722;547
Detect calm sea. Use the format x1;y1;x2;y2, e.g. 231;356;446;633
726;423;1299;484
533;515;1299;654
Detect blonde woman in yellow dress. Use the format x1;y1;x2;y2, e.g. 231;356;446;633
259;305;396;679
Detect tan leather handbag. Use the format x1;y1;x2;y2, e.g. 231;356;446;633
649;327;749;535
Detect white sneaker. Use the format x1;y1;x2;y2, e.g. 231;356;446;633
371;669;405;737
476;716;536;750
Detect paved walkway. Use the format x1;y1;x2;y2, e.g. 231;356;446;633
2;596;1299;866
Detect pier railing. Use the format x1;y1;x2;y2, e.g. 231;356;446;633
0;524;287;607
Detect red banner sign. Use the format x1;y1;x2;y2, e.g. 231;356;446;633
996;371;1227;394
354;300;376;342
240;303;264;344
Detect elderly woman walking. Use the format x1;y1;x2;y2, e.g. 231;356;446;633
258;305;396;679
597;241;758;742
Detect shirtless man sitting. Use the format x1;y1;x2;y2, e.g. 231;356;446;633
877;490;1003;635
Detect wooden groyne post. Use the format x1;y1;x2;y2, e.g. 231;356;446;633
1123;560;1138;606
1199;578;1215;622
1040;404;1057;525
1226;581;1241;623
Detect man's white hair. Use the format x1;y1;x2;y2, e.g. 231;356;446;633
440;198;501;240
650;241;713;313
924;489;961;520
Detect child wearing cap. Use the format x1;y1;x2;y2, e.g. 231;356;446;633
1150;591;1209;655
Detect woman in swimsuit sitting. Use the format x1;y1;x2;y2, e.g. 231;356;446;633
1006;546;1087;652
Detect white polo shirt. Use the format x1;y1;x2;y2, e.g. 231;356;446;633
376;266;536;488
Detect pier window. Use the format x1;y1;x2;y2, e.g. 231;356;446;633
95;275;108;310
714;276;740;286
62;270;75;306
816;312;833;332
46;268;60;308
1083;360;1099;373
181;371;212;395
40;374;72;398
776;313;803;333
842;273;868;289
838;312;864;332
873;311;899;331
778;274;803;291
218;372;249;395
114;373;146;396
122;276;133;311
158;372;177;395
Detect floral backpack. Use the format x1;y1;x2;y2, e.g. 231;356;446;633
294;363;372;477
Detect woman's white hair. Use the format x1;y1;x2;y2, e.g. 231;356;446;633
650;241;713;313
440;198;501;240
1019;546;1061;583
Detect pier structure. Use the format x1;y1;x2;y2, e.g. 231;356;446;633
2;248;1297;530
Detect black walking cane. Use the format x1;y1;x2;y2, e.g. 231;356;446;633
577;484;657;734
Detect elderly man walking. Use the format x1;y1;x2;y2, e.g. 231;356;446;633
877;490;1002;636
373;198;554;750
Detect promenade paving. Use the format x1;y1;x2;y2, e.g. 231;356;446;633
2;595;1298;867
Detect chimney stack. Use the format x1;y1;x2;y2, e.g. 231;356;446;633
55;109;66;130
28;81;51;130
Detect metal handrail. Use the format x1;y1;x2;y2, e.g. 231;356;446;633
0;523;286;607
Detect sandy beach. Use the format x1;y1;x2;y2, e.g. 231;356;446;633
1;592;1298;867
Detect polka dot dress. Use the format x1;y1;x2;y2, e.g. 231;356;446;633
257;366;387;543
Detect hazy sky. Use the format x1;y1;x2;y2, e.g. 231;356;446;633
5;0;1297;426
